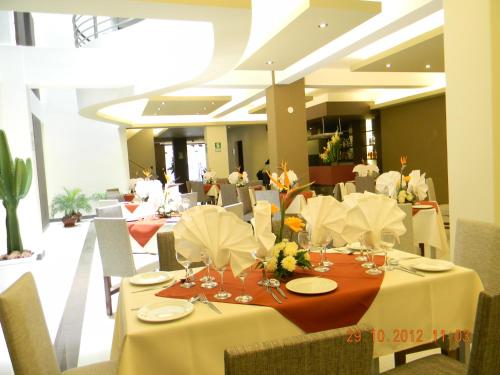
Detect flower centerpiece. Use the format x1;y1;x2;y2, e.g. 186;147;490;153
142;167;153;180
228;169;249;187
397;156;415;203
265;239;311;279
319;132;342;164
202;169;217;184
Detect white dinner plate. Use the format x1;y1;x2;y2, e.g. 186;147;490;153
286;277;338;295
129;271;173;286
410;259;454;272
136;299;194;323
347;242;362;250
412;204;434;209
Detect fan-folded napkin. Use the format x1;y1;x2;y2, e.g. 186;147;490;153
353;164;379;177
301;196;347;246
251;201;276;259
407;170;428;201
375;171;401;198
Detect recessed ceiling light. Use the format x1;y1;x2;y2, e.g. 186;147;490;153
318;22;328;29
425;64;431;69
162;101;165;105
266;60;274;65
385;63;391;68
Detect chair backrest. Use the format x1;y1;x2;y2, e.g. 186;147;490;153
285;195;306;215
467;290;500;375
224;325;373;375
332;183;342;201
185;180;192;194
355;176;375;193
397;203;416;254
94;218;136;277
237;186;253;214
220;184;239;206
345;181;356;195
189;181;208;203
217;178;229;184
248;187;257;207
105;189;123;201
454;219;500;291
98;199;120;208
426;177;436;201
0;273;61;375
180;192;198;208
157;231;204;271
254;190;280;207
224;202;244;219
248;180;263;187
96;204;123;218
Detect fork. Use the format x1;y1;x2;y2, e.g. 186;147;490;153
199;293;223;314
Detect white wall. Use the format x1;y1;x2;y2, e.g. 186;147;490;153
204;125;230;177
227;125;268;180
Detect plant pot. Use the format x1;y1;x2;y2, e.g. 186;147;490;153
123;193;135;202
62;215;78;227
75;212;83;222
0;250;35;266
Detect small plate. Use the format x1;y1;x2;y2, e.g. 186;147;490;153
286;277;338;295
129;271;173;286
412;204;434;209
137;299;194;322
410;259;454;272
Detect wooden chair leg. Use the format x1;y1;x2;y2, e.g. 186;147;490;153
103;276;113;316
419;243;425;256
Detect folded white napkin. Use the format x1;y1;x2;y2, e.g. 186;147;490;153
375;171;401;198
301;196;347;246
407;170;428;201
251;201;276;259
173;206;258;277
342;192;407;247
353;164;379;177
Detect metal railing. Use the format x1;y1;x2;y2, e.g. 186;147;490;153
72;15;142;47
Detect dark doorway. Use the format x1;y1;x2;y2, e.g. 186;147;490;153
236;140;244;171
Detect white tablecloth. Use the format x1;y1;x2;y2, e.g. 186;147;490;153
413;208;449;259
111;251;482;375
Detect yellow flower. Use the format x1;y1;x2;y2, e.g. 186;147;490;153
281;255;297;272
270;204;280;215
284;217;305;233
303;251;311;261
266;257;278;272
284;241;298;256
272;242;286;257
397;190;407;203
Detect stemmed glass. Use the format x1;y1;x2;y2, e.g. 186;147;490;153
181;197;190;212
175;249;196;288
379;230;396;271
298;231;311;252
252;251;272;286
235;267;253;304
200;252;217;289
313;235;330;273
354;234;369;262
321;235;334;267
364;232;383;276
213;255;231;300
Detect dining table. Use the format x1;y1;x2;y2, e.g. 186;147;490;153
412;201;449;259
111;250;483;375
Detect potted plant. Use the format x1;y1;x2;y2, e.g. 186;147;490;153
51;188;91;227
0;130;33;260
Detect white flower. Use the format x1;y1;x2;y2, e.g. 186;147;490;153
203;170;217;184
269;172;280;189
266;257;278;272
228;171;239;184
279;170;298;187
281;256;297;272
284;241;298;256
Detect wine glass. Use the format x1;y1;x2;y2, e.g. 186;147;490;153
313;235;330;273
175;249;196;288
364;232;382;275
252;251;272;286
379;230;396;271
235;268;253;304
354;234;368;262
200;252;217;289
213;255;231;300
321;235;334;267
298;231;311;252
181;197;190;211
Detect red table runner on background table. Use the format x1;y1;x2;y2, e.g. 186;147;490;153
412;200;439;216
127;219;165;247
203;184;220;193
124;203;140;214
157;253;384;333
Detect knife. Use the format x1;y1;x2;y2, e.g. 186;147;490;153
131;284;172;293
274;285;287;299
200;295;223;314
265;285;282;304
396;266;425;277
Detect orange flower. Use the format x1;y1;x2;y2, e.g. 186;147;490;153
281;161;290;190
404;175;411;183
266;171;285;191
270;204;280;215
284;216;305;232
400;155;407;165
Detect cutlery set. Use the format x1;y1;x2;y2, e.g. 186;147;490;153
264;283;287;304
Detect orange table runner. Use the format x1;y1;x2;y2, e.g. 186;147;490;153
157;253;384;333
127;219;165;247
412;200;439;216
124;203;140;214
203;184;220;193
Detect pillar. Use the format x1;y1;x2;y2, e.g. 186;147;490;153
204;125;230;178
265;78;309;183
444;0;500;248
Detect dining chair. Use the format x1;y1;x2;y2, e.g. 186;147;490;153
180;192;198;208
190;181;209;204
236;186;254;221
332;183;343;201
94;218;158;316
345;181;356;195
387;289;500;375
0;273;117;375
157;231;204;271
224;202;244;219
396;203;416;254
97;199;120;208
248;187;257;207
355;176;376;193
185;180;192;194
224;325;373;375
220;183;239;206
105;188;123;202
96;204;123;218
426;177;437;201
248;180;263;187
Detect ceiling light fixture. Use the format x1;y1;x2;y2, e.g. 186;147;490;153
385;63;391;69
425;64;431;69
318;22;328;29
266;60;274;65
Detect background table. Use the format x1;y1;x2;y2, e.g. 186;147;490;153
413;207;449;259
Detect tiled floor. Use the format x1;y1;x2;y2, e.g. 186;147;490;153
0;220;440;374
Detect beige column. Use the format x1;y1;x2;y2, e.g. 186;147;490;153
444;0;500;244
204;125;230;177
266;78;309;183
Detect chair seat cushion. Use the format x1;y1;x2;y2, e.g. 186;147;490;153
385;354;466;375
63;360;117;375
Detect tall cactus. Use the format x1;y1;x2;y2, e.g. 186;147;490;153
0;130;32;254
